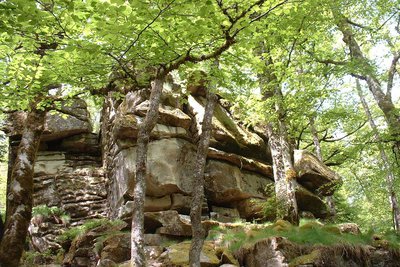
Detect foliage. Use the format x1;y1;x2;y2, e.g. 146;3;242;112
259;183;277;220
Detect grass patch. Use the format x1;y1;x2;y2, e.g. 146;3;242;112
57;218;125;243
32;205;68;217
32;205;71;225
207;219;400;253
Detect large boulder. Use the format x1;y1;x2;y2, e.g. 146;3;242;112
188;96;270;163
100;233;131;264
144;210;193;236
207;147;273;177
142;210;216;237
294;150;342;196
161;241;220;267
295;185;329;219
111;138;196;205
63;222;127;267
205;160;273;205
113;114;188;141
135;101;192;130
4;99;92;141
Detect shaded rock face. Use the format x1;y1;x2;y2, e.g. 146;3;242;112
5;99;107;253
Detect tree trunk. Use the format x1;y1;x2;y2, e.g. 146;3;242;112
131;75;165;267
189;91;217;267
309;116;336;218
266;122;299;225
334;13;400;163
265;89;299;224
259;43;299;225
0;213;3;243
356;79;400;232
0;109;46;267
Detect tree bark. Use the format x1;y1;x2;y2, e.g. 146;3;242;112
309;116;336;218
356;79;400;232
0;109;46;267
131;74;165;267
189;91;217;267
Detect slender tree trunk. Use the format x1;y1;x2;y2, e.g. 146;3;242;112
0;109;46;267
333;13;400;163
131;74;165;267
309;116;336;218
189;91;217;267
265;88;299;224
356;80;400;232
275;85;298;224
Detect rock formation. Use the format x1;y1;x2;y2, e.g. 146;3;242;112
101;81;341;227
3;82;344;266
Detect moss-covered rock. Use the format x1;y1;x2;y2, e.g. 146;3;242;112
162;241;221;267
289;249;321;267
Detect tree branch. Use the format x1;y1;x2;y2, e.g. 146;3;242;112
120;0;176;59
323;148;341;163
107;52;141;87
322;121;367;142
314;58;348;66
345;18;372;30
387;52;400;100
234;0;288;35
164;34;236;73
35;0;70;39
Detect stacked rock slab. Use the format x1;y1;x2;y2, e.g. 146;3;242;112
102;81;341;232
5;99;108;225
